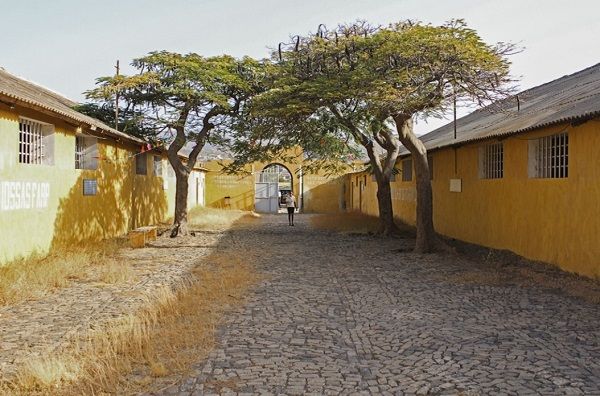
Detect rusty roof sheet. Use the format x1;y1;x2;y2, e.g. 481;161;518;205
405;63;600;155
0;68;145;145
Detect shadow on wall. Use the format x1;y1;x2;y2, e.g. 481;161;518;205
51;145;168;249
303;176;346;214
209;191;255;211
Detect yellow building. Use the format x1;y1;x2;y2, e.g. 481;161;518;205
349;63;600;278
0;69;205;263
204;148;348;214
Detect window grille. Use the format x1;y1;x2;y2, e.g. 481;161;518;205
480;143;504;179
153;156;163;176
402;159;412;182
529;132;568;178
75;137;84;169
75;135;99;170
19;118;53;165
136;153;147;175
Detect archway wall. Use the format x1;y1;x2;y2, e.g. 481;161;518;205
204;147;348;213
204;160;256;211
204;148;302;211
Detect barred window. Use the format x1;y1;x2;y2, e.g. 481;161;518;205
18;118;54;165
136;153;147;175
402;158;412;182
153;155;163;176
479;143;504;179
528;132;568;178
75;135;99;170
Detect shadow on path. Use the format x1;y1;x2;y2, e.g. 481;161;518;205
151;213;600;395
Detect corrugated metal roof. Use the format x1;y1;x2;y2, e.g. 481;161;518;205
0;68;145;145
404;62;600;155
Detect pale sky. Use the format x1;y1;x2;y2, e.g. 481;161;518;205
1;0;598;134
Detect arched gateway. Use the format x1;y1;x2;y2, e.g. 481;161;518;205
255;164;293;213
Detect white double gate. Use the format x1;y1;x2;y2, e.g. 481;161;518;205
254;181;280;213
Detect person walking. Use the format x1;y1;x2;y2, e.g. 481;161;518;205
285;191;297;226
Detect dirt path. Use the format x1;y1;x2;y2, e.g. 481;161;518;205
151;213;600;395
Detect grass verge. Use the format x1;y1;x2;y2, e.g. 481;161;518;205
0;240;127;306
310;212;381;234
188;207;260;230
310;212;414;237
445;248;600;304
1;251;259;395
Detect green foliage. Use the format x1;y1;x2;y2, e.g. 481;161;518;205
228;19;515;175
73;103;148;138
84;51;267;160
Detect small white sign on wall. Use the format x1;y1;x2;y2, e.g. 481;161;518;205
449;178;462;193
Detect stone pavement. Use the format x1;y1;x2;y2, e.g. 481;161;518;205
154;214;600;395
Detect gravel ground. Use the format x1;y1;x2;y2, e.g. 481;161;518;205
153;213;600;396
0;227;226;378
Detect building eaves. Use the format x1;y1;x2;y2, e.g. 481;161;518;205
400;62;600;156
0;68;145;146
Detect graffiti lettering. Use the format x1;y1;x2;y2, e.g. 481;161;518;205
0;181;50;211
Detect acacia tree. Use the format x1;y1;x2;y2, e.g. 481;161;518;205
227;30;403;234
356;21;516;251
86;51;265;235
233;20;515;248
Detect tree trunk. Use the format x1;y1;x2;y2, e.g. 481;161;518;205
361;128;400;236
393;116;437;253
172;169;190;236
375;175;398;235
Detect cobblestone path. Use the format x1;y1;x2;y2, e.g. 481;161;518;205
156;214;600;395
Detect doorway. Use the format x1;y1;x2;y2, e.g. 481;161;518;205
255;164;293;213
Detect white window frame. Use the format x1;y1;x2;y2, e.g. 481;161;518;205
402;158;413;182
18;117;54;165
479;142;504;179
153;155;163;177
528;132;569;179
75;135;99;170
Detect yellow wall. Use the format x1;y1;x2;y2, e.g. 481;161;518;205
0;104;203;263
204;150;348;213
302;171;346;213
351;120;600;278
204;161;261;211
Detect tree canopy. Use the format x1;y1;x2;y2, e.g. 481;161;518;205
229;19;516;243
85;51;267;234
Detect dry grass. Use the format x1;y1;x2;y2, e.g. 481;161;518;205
93;256;135;284
0;252;90;305
310;212;381;234
2;250;259;395
447;262;600;304
188;207;260;230
310;212;415;237
0;240;127;306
